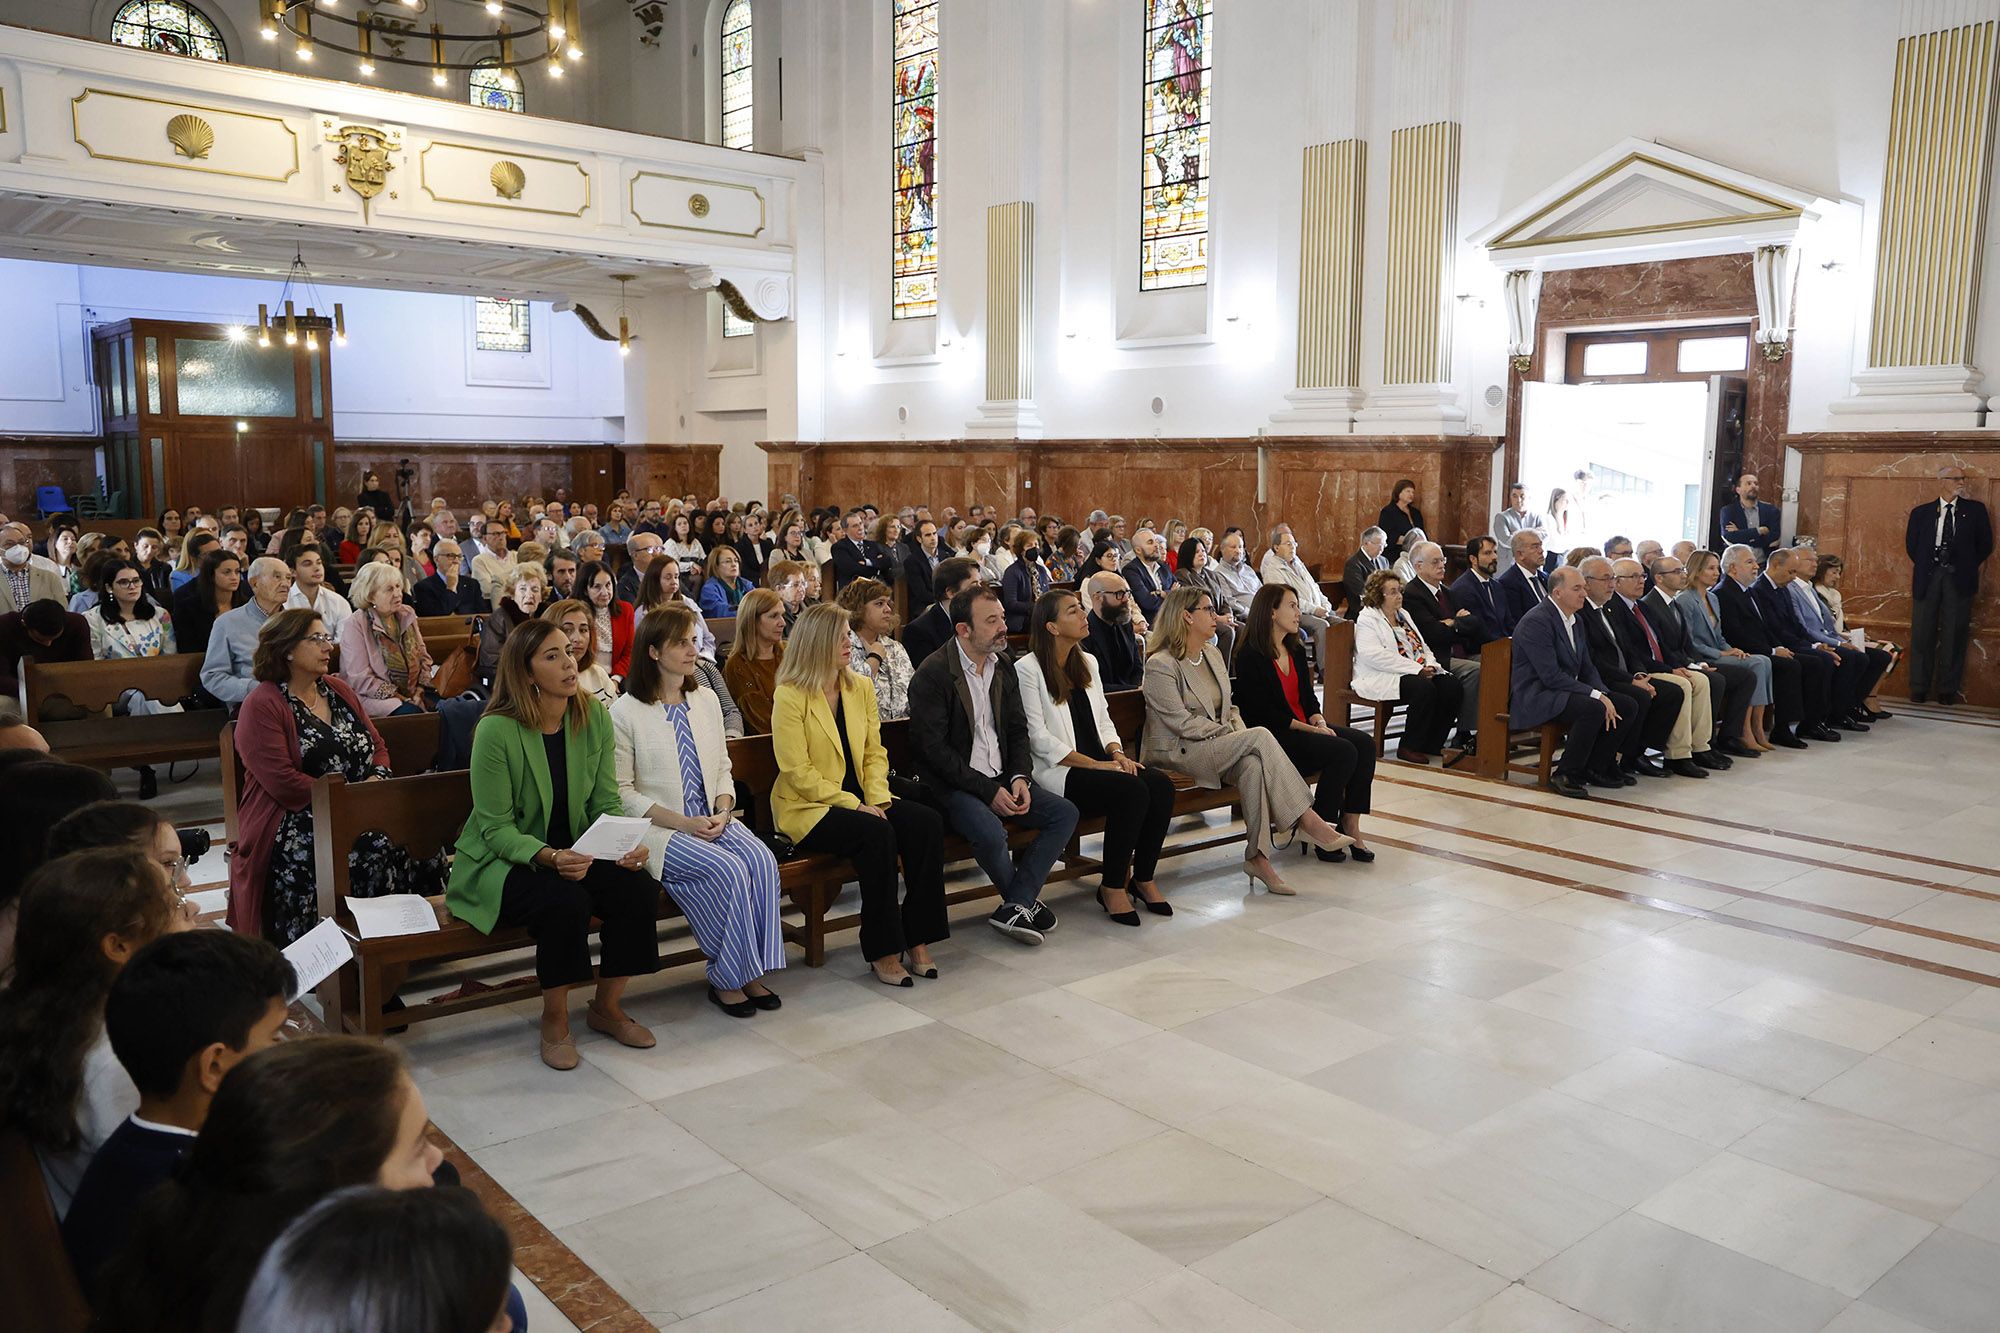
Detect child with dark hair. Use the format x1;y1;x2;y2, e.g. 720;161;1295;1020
62;931;295;1293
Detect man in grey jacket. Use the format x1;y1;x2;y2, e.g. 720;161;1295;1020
200;557;294;707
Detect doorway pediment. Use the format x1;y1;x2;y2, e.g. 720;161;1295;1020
1472;138;1832;268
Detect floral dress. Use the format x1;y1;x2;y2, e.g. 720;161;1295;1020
851;630;914;720
265;681;393;945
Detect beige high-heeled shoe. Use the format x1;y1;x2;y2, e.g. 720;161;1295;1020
1294;819;1356;856
1245;857;1296;895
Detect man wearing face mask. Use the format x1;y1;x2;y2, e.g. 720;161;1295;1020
1906;466;1993;705
0;522;67;616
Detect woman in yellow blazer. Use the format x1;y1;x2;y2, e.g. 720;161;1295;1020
771;603;946;986
448;618;661;1071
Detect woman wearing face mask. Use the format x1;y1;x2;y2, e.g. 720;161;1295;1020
975;525;1007;583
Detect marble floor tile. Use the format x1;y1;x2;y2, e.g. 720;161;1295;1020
653;1060;900;1167
1817;1303;1948;1333
1054;1030;1290;1130
1306;1039;1543;1136
471;1104;734;1229
1731;1102;2000;1223
1808;1055;2000;1157
1186;1081;1438;1196
1445;1090;1718;1209
1257;902;1434;962
1368;935;1562;1000
1943;1174;2000;1247
1447;910;1633;969
741;977;936;1059
1635;1152;1935;1297
1156;921;1358;993
556;1171;849;1319
671;1253;974;1332
942;986;1159;1069
917;1071;1169;1182
420;1048;643;1151
1062;954;1266;1028
746;1118;1018;1248
1712;975;1930;1052
1859;1227;2000;1333
1552;1047;1794;1148
1280;961;1494;1036
870;1186;1179;1333
1040;1130;1321;1264
1173;993;1389;1077
807;1020;1041;1115
579;1020;795;1103
1438;1285;1616;1332
1409;1000;1627;1086
1876;1016;2000;1088
1637;1004;1869;1097
1057;1269;1301;1333
1194;1198;1508;1333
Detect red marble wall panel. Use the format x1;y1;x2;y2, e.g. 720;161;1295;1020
1;440;100;517
622;445;722;506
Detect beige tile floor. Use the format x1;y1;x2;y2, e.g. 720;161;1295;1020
148;702;2000;1331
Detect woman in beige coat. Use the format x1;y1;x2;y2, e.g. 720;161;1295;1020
1140;586;1352;894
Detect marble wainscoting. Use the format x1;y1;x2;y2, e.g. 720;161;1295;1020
761;437;1497;567
358;442;580;513
1792;433;2000;707
1;438;101;515
622;444;723;507
1508;254;1790;486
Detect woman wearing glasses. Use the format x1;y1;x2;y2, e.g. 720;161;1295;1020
228;609;391;945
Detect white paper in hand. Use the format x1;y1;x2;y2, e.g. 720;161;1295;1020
282;918;354;1000
569;814;653;861
344;894;442;939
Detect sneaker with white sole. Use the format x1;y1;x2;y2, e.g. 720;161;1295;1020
988;902;1044;945
1027;900;1059;933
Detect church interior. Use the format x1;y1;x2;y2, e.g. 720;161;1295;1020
3;1;2000;1330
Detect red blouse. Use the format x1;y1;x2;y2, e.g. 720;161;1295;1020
1277;656;1308;722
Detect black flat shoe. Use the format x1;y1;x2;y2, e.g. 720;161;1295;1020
1551;775;1592;799
1315;847;1348;863
709;985;759;1016
743;986;782;1011
1097;887;1141;927
1347;845;1376;863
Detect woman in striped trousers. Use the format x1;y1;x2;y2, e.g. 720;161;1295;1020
611;604;786;1019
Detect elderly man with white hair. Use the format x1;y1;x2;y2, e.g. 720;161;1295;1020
1609;556;1721;776
1342;526;1390;613
1260;524;1336;660
1401;540;1484;760
0;521;67;615
201;555;295;707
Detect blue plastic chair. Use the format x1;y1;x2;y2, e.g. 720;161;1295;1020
34;486;73;518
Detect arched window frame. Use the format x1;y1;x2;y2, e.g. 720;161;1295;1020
107;0;229;62
718;0;754;151
1140;0;1212;291
469;56;527;115
891;0;940;321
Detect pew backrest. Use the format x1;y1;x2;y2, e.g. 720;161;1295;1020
24;653;201;717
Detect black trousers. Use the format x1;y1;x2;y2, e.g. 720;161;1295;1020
1551;693;1626;779
497;860;663;990
1792;648;1835;726
796;799;948;961
1274;725;1375;822
1828;645;1878;716
1630;677;1683;757
1397;672;1463;753
1858;645;1894;699
1707;660;1757;738
1766;652;1804;727
1910;574;1976;695
1063;764;1176;888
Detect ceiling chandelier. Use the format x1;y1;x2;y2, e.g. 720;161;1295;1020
260;0;581;84
225;249;348;351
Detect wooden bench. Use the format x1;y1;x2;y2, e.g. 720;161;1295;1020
220;710;446;841
1468;636;1566;788
23;654;226;769
416;614;479;640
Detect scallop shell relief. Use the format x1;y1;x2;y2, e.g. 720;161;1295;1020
490;160;527;200
165;114;214;160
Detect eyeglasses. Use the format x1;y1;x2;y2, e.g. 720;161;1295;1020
303;633;336;645
112;577;143;588
1613;572;1644;582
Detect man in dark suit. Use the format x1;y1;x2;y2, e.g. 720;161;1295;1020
410;539;489;617
1716;544;1812;748
901;518;946;615
1508;567;1633;798
830;509;898;590
906;585;1079;946
1403;540;1482;756
1719;471;1782;559
1494;529;1552;633
1607;558;1722;777
902;555;978;666
616;532;664;605
1906;466;1993;704
1083;571;1146;691
1576;559;1673;777
1642;554;1759;760
1448;535;1508;643
1342;527;1390;615
1752;548;1860;737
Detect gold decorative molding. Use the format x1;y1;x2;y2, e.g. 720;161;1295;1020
327;123;397;201
1868;20;1999;368
628;171;767;237
1487;151;1802;252
417;142;591;217
1296;139;1366;390
1383;120;1460;387
489;160;526;200
165;113;213;160
70;89;300;183
688;192;711;218
0;88;8;136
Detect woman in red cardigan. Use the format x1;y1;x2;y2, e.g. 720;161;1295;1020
228;608;392;944
579;559;635;683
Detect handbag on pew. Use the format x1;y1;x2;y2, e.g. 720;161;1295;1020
430;639;479;700
347;830;450;900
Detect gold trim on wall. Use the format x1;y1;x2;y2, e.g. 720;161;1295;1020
417;141;592;217
986;202;1034;403
70;89;300;183
1383;121;1460;387
1488;151;1803;252
1868;21;1999;368
1296;139;1366;390
627;171;768;237
1;87;8;136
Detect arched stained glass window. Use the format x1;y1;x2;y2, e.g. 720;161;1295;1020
1141;0;1211;290
891;0;939;320
720;0;754;150
470;59;526;115
109;0;228;62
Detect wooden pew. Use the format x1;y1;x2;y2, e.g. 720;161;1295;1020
416;613;479;640
220;710;445;841
708;616;736;653
1468;636;1565;788
23;654;225;769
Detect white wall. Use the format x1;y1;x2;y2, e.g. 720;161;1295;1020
0;257;626;442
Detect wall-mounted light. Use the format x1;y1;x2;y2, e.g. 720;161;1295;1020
613;274;634;356
235;420;249;433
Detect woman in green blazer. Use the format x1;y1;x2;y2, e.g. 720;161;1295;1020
449;618;660;1070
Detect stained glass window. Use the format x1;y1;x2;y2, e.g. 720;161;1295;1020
476;297;531;353
720;0;753;150
109;0;228;62
892;0;939;320
1141;0;1211;290
469;59;526;115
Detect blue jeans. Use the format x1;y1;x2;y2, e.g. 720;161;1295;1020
943;783;1079;908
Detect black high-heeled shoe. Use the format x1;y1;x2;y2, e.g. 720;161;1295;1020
1097;887;1140;927
1348;846;1376;863
1315;847;1347;863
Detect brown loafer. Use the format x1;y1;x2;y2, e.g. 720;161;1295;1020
586;1006;657;1049
540;1034;579;1071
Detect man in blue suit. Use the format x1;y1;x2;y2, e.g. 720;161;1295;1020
1494;529;1551;633
1448;535;1509;643
1745;547;1848;740
1509;566;1634;799
1719;472;1782;559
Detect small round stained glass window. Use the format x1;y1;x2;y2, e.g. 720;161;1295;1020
469;59;526;115
109;0;229;62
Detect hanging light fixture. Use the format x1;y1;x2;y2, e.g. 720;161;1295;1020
247;250;348;351
271;0;572;83
613;274;634;357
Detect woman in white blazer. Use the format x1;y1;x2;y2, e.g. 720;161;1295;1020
1351;568;1463;764
1014;589;1178;925
610;603;784;1018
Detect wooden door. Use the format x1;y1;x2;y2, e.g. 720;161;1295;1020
568;446;622;511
